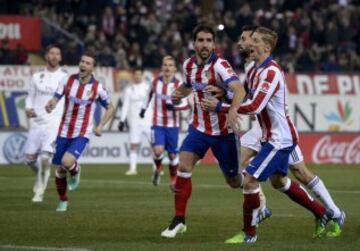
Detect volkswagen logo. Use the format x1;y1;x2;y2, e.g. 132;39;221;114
3;133;27;164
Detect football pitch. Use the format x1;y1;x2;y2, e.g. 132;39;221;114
0;164;359;251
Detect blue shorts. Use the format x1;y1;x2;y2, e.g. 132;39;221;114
52;136;89;165
246;142;296;181
151;126;179;154
180;126;239;177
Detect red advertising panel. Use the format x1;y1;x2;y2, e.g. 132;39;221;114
299;133;360;164
0;16;41;50
202;133;360;165
285;74;360;95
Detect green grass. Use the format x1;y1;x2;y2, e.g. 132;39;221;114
0;164;359;251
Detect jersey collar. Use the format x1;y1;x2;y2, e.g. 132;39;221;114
255;55;273;70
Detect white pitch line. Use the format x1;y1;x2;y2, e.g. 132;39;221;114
81;178;360;194
0;245;91;251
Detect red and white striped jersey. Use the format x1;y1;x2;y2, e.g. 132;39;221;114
183;52;240;136
238;56;299;147
142;76;188;128
54;74;110;139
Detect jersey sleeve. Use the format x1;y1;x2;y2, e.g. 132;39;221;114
97;82;111;108
120;87;130;122
238;67;281;115
141;79;155;110
215;59;240;86
54;75;68;99
25;76;36;109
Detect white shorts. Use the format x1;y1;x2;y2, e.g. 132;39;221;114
129;124;151;144
241;125;304;165
25;127;57;154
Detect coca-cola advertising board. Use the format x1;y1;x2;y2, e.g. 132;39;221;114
299;133;360;164
0;16;41;50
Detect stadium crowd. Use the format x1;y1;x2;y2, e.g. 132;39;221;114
1;0;360;72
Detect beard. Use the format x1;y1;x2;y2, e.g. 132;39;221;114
199;49;210;60
239;47;250;60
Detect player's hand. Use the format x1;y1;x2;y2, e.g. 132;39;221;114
25;108;37;118
94;124;103;136
171;89;184;105
118;121;125;132
166;103;175;111
139;108;146;118
45;100;56;113
227;107;241;131
203;85;224;99
201;96;219;112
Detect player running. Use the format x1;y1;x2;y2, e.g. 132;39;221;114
118;67;152;175
203;25;345;238
204;26;336;243
24;44;68;202
45;51;115;212
140;55;189;187
160;24;253;238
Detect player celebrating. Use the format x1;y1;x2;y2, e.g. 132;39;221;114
203;25;345;238
118;67;152;175
24;44;67;202
140;56;189;187
160;24;247;238
45;51;115;212
221;27;333;243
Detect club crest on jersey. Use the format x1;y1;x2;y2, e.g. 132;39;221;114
87;89;94;98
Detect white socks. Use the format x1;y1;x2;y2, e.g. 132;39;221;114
129;151;137;172
307;176;341;218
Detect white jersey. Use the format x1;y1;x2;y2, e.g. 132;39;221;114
25;67;67;130
120;81;152;127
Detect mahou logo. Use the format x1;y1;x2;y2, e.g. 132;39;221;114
312;135;360;164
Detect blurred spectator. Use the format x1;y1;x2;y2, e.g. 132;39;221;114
15;44;28;65
1;0;360;71
0;39;15;65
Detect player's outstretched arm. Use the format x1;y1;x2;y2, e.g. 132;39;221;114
45;97;59;113
94;103;115;136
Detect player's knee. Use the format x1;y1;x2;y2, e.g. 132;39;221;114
61;157;74;169
39;152;52;166
153;149;164;158
178;162;191;173
24;156;38;172
227;179;241;189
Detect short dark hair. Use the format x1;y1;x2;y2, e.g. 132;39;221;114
192;23;216;41
82;50;97;66
46;43;62;53
242;25;258;32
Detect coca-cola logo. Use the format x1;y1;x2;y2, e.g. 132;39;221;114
312;135;360;164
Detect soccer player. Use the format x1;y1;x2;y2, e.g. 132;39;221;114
203;25;345;238
45;51;115;212
160;24;247;238
24;44;67;202
118;67;152;175
140;55;189;187
215;27;333;243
